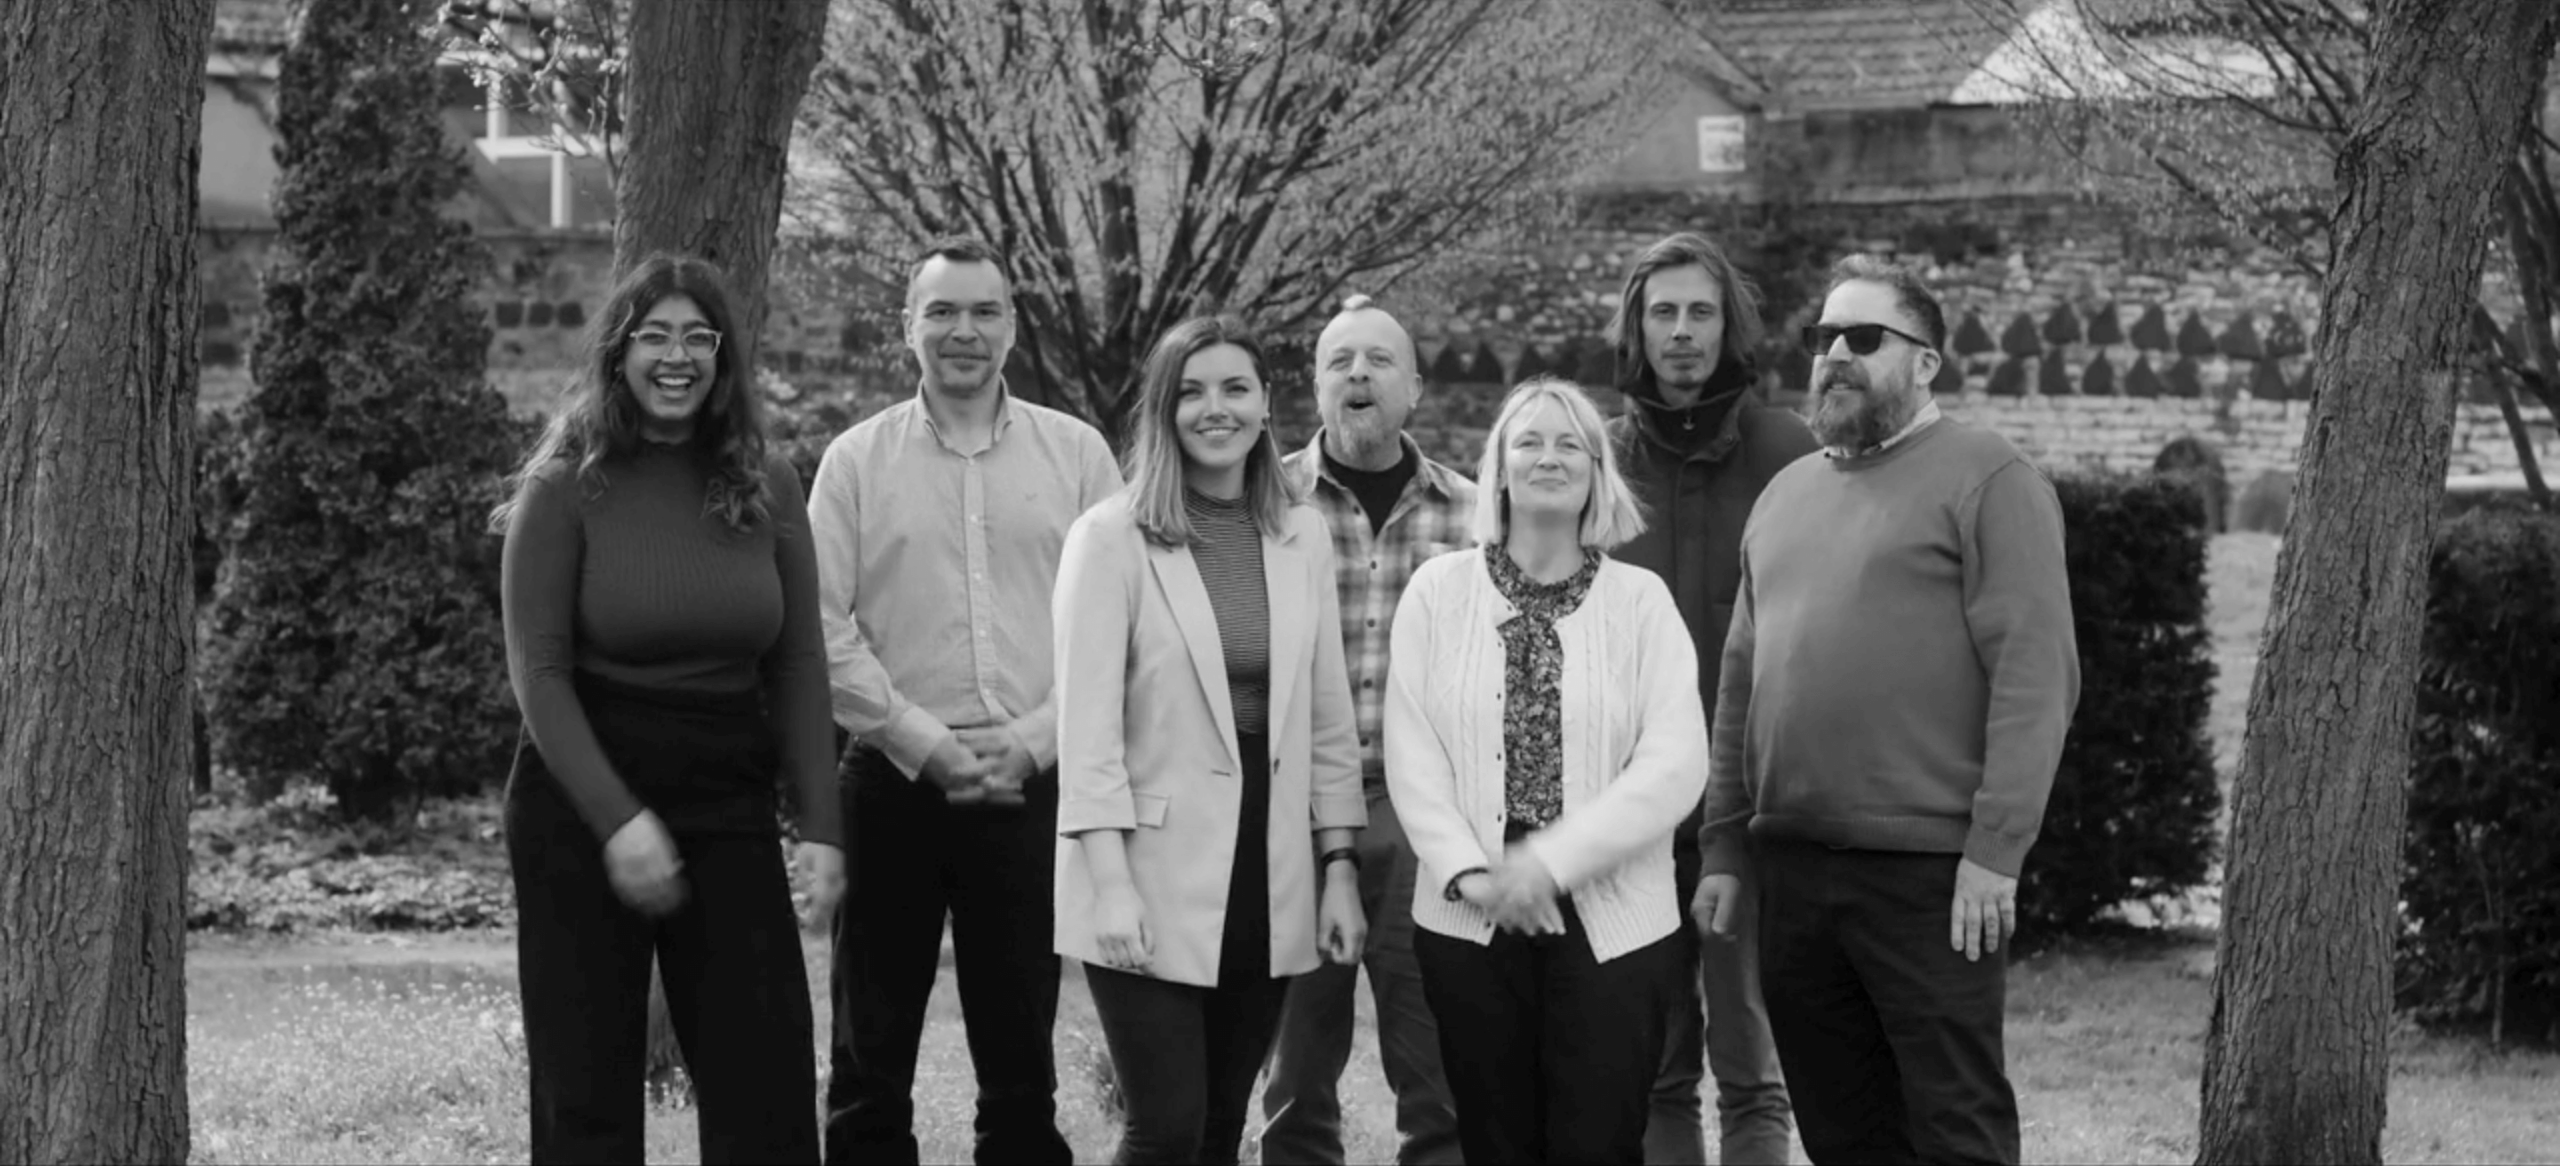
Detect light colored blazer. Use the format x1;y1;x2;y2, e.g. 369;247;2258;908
1053;492;1367;988
1384;548;1709;963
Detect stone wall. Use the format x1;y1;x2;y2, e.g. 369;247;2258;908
196;192;2554;486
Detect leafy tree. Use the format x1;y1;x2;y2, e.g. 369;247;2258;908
1968;0;2559;509
789;0;1667;440
202;0;531;822
0;0;210;1158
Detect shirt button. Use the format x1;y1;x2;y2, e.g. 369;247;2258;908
1359;735;1371;747
1370;560;1379;570
1362;679;1374;689
1366;619;1377;628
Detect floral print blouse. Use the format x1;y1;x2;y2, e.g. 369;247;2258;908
1485;542;1601;831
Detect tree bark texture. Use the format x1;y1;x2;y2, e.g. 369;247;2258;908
614;0;830;371
0;0;214;1161
2198;1;2560;1162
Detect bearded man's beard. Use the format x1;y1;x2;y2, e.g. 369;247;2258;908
1808;372;1919;451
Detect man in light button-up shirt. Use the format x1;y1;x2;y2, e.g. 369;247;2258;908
809;236;1121;1166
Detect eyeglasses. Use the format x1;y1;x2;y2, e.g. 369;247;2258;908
630;327;723;359
1800;322;1933;358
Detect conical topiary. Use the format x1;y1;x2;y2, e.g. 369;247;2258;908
2175;313;2220;359
2219;313;2265;360
2086;302;2125;346
2042;304;2083;347
1989;356;2029;397
2125;355;2163;397
1953;311;1998;357
2001;312;2043;358
2039;350;2075;396
2083;353;2118;396
2131;303;2173;350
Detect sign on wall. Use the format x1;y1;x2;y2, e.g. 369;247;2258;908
1696;114;1748;173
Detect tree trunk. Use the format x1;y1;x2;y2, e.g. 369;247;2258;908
2197;1;2560;1162
614;0;831;371
0;0;213;1161
614;0;832;1094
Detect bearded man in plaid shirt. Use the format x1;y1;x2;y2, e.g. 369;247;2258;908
1260;294;1476;1166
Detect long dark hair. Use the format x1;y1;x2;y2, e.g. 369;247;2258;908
491;254;772;533
1606;231;1767;404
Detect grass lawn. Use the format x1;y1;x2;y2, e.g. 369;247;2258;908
186;927;2560;1164
187;533;2560;1163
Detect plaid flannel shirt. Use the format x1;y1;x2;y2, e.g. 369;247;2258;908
1282;431;1480;791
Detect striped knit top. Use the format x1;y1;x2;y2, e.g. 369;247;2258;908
1183;488;1270;735
1382;548;1710;963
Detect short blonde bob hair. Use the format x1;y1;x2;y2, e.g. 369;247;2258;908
1471;376;1647;551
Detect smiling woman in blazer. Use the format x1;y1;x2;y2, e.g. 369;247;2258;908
1052;315;1368;1166
1384;376;1711;1165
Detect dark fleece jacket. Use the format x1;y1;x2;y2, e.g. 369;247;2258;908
1605;369;1818;867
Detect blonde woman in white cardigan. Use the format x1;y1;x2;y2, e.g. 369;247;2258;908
1383;376;1711;1165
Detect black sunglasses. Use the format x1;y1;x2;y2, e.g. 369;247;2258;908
1800;322;1934;357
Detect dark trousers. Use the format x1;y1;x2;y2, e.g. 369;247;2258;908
1754;841;2019;1165
1645;841;1793;1165
506;758;819;1164
1261;790;1461;1166
822;745;1070;1166
1086;963;1294;1165
1415;900;1682;1165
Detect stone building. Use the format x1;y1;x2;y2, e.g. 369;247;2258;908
190;0;2555;491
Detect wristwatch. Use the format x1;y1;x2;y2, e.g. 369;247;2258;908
1443;865;1489;902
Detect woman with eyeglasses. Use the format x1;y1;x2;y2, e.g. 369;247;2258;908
1052;315;1368;1164
1384;377;1710;1164
493;254;841;1163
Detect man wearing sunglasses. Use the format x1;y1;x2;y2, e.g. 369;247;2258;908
1691;255;2078;1165
1601;232;1812;1166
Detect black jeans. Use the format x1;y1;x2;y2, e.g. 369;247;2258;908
1085;963;1293;1165
1415;899;1682;1165
505;704;818;1165
822;744;1070;1166
1754;841;2019;1165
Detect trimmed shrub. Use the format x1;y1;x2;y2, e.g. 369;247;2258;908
2000;312;2043;359
1988;356;2028;397
2125;355;2164;398
2086;302;2125;346
2400;512;2560;1046
2131;303;2174;350
2153;436;2230;534
1953;312;1998;358
199;0;533;821
2042;304;2083;347
2083;353;2118;396
2024;475;2222;934
2038;351;2075;397
2175;313;2221;359
2233;468;2295;533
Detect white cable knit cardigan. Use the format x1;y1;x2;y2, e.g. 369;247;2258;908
1383;547;1710;963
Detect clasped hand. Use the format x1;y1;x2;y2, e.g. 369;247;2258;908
1457;844;1565;935
920;726;1037;806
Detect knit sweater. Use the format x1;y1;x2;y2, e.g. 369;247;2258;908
500;441;841;847
1699;419;2077;880
1384;548;1709;963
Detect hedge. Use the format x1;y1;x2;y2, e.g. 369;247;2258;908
2400;510;2560;1045
2024;473;2222;934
